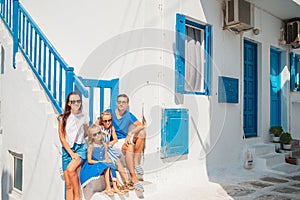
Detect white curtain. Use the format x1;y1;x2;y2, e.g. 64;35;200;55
185;26;205;92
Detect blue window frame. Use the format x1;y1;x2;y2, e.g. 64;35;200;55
175;13;212;95
290;52;300;91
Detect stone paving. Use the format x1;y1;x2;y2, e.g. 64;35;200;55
87;162;300;200
219;173;300;200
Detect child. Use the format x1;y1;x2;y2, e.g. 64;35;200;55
80;124;124;196
58;92;89;200
97;111;135;191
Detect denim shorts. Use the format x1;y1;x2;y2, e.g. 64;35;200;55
61;143;87;171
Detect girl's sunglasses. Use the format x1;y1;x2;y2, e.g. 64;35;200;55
92;131;101;137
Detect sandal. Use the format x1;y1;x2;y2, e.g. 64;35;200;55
105;189;114;196
135;165;144;175
117;184;128;193
133;182;144;192
113;188;125;195
125;181;134;190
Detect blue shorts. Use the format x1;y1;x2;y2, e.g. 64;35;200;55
62;143;87;171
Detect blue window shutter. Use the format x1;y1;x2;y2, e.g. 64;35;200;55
175;14;186;93
290;52;295;91
161;108;189;158
205;25;211;96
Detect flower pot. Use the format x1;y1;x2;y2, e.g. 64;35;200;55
285;157;297;165
273;136;280;142
283;143;292;150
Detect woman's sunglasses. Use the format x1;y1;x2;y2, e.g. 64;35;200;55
70;100;81;104
103;119;112;123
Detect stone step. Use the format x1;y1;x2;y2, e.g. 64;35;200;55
83;178;156;200
252;143;276;156
295;155;300;165
258;153;285;168
291;139;300;147
271;162;300;175
291;147;300;157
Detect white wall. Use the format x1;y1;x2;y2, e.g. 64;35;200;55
19;0;298;170
0;20;63;199
1;0;300;198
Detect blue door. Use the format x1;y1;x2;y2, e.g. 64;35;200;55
244;40;257;138
270;49;281;127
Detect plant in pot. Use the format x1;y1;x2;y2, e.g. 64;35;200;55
295;83;300;91
269;126;283;142
279;132;292;150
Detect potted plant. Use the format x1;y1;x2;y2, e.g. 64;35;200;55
269;126;283;142
295;83;300;91
279;132;292;150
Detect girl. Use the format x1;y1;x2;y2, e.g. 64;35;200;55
98;111;135;191
80;124;124;196
58;92;89;200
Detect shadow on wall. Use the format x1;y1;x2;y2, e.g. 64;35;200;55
1;169;12;200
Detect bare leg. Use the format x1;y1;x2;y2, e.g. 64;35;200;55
104;168;114;196
116;159;129;183
104;168;112;190
66;159;82;200
125;144;138;183
133;129;146;167
63;171;73;200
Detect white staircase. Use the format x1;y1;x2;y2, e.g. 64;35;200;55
252;143;300;175
0;19;64;198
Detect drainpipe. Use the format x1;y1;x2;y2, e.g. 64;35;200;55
240;32;245;139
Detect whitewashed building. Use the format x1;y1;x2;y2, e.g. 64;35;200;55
0;0;300;199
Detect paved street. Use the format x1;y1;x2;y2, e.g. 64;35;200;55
88;162;300;200
209;163;300;200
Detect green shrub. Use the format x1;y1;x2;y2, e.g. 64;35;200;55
269;126;283;137
279;132;292;144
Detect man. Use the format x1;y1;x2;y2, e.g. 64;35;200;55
107;94;146;192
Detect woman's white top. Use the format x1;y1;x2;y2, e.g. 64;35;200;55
65;112;89;148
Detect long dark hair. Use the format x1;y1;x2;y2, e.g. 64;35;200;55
59;92;82;133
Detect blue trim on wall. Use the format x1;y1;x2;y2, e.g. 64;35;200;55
175;13;185;94
290;52;296;91
175;13;211;96
205;25;211;95
243;40;258;138
270;48;281;127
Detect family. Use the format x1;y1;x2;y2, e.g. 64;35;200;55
58;92;146;200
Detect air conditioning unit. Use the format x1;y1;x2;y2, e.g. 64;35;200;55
224;0;253;33
286;19;300;49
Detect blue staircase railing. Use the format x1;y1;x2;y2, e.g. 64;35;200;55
0;0;88;114
77;77;119;124
0;0;119;119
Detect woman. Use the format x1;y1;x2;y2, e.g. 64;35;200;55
58;92;89;200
